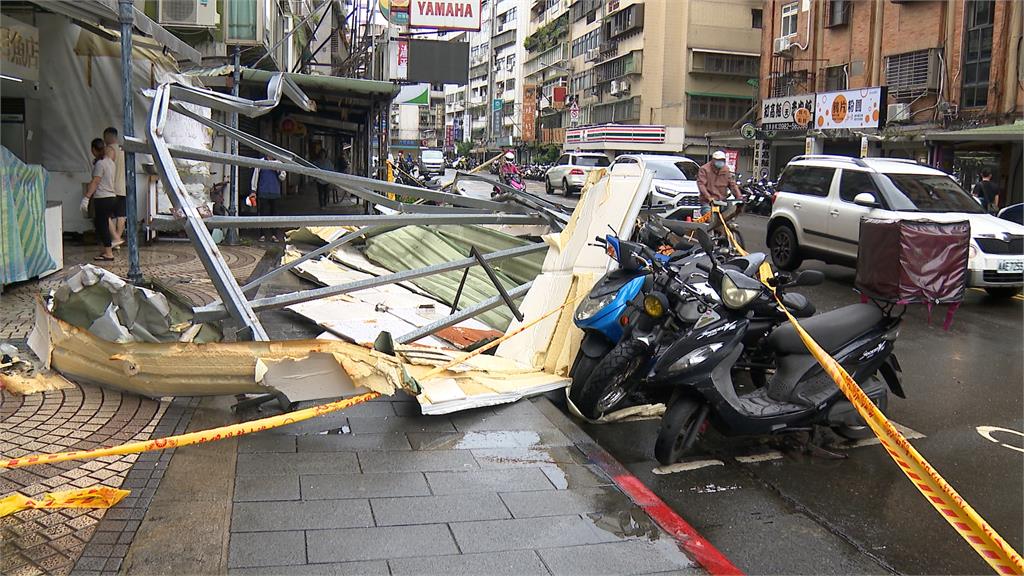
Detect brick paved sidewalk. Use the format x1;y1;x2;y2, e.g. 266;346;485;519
1;239;264;576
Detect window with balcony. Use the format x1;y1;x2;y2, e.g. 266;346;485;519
961;0;994;108
571;30;600;58
686;94;751;123
781;2;798;37
825;0;849;28
593;97;640;124
597;51;642;83
604;4;644;40
692;52;759;77
823;65;847;91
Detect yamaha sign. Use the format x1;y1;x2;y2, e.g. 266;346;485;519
409;0;482;31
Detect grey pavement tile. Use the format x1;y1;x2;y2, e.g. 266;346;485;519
296;433;411;452
306;524;457;563
448;515;621;553
537;539;700;575
231;500;373;532
407;429;573;451
471;446;589;469
228;531;306;569
301;473;430;500
346;416;455;434
331;402;398;417
234;475;301;502
499;487;634;518
370;493;511;526
424;468;555;495
229;560;390;575
450;411;560;432
358;450;477;473
238;435;297;453
236;452;360;476
542;464;615;490
388;550;549;576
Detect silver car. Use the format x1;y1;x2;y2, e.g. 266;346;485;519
545;153;611;195
609;154;702;218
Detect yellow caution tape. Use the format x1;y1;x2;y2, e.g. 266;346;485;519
716;208;1023;575
0;391;380;469
0;486;129;518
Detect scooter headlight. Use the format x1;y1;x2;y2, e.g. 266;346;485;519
575;292;617;322
669;343;724;374
720;272;761;310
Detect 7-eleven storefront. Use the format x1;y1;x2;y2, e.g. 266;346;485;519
563;124;686;160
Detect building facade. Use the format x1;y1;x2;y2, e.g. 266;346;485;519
759;0;1023;202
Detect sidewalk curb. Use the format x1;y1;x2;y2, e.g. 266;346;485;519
533;396;744;576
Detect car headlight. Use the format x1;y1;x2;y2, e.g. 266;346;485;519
654;185;674;196
721;274;760;309
575;292;617;321
669;343;724;373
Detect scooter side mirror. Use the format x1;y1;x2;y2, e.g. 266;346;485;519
792;269;825;287
694;229;715;259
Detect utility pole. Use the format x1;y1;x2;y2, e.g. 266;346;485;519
227;45;241;245
118;0;141;284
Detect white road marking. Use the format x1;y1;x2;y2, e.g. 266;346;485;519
690;483;740;494
976;426;1024;453
734;450;785;463
652;459;725;475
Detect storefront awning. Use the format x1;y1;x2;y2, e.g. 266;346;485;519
241;70;399;100
926;122;1024;143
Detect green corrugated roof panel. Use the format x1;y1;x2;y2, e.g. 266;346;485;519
926;122;1024;142
363;226;543;330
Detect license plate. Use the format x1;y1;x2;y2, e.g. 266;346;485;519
692;209;701;219
997;260;1024;273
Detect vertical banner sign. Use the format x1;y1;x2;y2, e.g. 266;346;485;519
860;135;869;158
409;0;483;31
522;84;537;143
724;149;739;173
805;136;816;155
445;125;454;149
389;40;409;81
552;86;567;110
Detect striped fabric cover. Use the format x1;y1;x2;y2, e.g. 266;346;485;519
1;146;54;286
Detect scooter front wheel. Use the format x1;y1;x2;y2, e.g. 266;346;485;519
655;398;706;465
570;339;649;420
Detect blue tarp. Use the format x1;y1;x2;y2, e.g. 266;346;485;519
1;146;55;286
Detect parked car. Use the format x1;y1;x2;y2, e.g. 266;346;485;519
998;203;1023;225
545;152;611;195
609;154;702;217
766;155;1024;298
419;149;445;177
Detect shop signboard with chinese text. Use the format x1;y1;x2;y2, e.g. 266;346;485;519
815;87;886;130
0;16;39;82
522;84;537;142
760;94;814;131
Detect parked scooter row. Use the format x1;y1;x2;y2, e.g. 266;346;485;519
523;164;552;181
569;225;904;465
741;175;775;216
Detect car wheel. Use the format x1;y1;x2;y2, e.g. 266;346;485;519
769;223;803;271
563;179;571;196
545;177;554;195
985;287;1020;299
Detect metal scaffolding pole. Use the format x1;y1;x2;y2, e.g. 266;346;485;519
118;0;141;284
396;281;533;344
227;45;241;245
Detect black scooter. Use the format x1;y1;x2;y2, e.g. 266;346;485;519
648;230;904;464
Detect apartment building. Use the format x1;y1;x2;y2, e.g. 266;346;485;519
563;0;763;162
759;0;1022;202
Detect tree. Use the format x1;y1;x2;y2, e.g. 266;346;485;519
456;141;473;157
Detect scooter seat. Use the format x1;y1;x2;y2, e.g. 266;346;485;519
766;303;882;355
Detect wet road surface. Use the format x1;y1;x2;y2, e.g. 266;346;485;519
569;214;1023;574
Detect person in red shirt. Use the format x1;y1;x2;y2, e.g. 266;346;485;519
697;150;743;216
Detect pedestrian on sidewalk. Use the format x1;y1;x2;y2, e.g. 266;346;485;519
85;138;117;261
697;150;744;216
971;168;1001;214
103;127;127;249
250;155;287;242
314;149;333;210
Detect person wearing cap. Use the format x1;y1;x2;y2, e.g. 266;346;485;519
697;150;743;215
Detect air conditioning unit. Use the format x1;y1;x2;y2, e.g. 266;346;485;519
158;0;219;28
609;80;621;96
773;36;792;54
618;80;630;93
585;48;600;62
887;103;911;123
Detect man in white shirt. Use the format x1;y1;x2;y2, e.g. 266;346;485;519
85;138;117;261
103;127;127;248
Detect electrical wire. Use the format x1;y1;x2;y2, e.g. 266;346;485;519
244;0;332;68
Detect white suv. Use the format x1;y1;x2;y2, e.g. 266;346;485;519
609;154;702;217
545;153;611;195
767;155;1024;299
